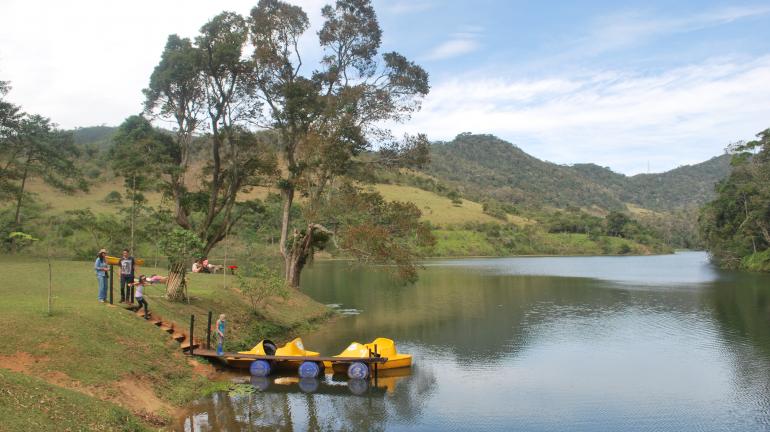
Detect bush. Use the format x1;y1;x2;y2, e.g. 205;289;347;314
104;190;123;204
237;263;287;317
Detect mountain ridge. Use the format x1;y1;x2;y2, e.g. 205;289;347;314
424;133;731;212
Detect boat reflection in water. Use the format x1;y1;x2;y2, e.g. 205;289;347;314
179;368;431;432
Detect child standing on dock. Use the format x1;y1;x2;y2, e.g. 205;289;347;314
216;314;226;356
134;275;149;319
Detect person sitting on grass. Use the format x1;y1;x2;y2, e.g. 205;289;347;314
192;257;210;273
133;275;150;320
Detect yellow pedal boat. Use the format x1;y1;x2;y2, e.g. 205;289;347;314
236;338;320;370
324;337;411;372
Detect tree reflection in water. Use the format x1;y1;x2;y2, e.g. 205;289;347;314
179;368;436;431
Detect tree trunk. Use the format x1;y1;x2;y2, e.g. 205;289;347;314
130;175;136;253
47;248;53;316
285;224;317;289
286;258;303;288
165;262;187;301
11;159;30;253
280;186;295;280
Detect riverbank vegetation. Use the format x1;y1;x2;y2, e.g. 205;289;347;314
700;128;770;272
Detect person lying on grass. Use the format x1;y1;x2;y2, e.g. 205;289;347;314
147;274;167;284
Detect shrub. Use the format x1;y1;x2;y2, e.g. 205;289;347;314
104;190;123;204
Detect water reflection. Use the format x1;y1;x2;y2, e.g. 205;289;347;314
180;252;770;431
181;369;434;432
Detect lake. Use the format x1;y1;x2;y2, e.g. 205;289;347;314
178;252;770;431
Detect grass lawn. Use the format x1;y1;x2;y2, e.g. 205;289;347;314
0;256;330;431
372;184;530;226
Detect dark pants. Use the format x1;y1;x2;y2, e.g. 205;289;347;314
120;274;134;302
136;297;148;318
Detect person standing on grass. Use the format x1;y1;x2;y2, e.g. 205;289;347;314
216;314;226;355
94;249;109;303
119;249;135;303
134;275;150;319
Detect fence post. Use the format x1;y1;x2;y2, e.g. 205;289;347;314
374;344;379;385
206;311;213;350
189;314;195;356
109;265;114;305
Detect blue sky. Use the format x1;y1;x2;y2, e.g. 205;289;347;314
1;0;770;174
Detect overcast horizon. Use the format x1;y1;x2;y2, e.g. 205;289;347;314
2;0;769;175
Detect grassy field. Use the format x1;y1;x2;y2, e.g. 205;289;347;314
0;256;330;431
372;184;530;226
25;178;163;214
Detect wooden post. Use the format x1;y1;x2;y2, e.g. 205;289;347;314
206;311;212;350
109;265;114;305
223;230;228;289
374;344;379;385
189;314;195;356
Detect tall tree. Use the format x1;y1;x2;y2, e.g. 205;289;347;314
144;21;275;255
1;114;86;250
110;115;176;252
248;0;430;287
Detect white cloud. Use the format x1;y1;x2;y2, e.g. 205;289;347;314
423;26;482;61
394;56;770;174
0;0;327;128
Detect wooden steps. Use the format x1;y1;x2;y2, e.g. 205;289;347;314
123;304;205;354
180;340;200;351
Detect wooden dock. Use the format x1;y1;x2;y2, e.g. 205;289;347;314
192;349;388;364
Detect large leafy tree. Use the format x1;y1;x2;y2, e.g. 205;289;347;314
700;129;770;269
247;0;431;287
143;19;275;256
144;0;430;288
0;113;86;251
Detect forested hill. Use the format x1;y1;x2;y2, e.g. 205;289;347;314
425;133;731;211
68;127;730;212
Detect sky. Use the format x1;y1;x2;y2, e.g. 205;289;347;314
1;0;770;174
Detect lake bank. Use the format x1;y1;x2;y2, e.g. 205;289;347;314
0;257;330;431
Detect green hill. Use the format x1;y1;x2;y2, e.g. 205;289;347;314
425;133;731;212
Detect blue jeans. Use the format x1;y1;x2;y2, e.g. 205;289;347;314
97;276;108;301
120;274;133;301
217;337;224;355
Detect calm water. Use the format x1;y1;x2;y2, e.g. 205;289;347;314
179;252;770;431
